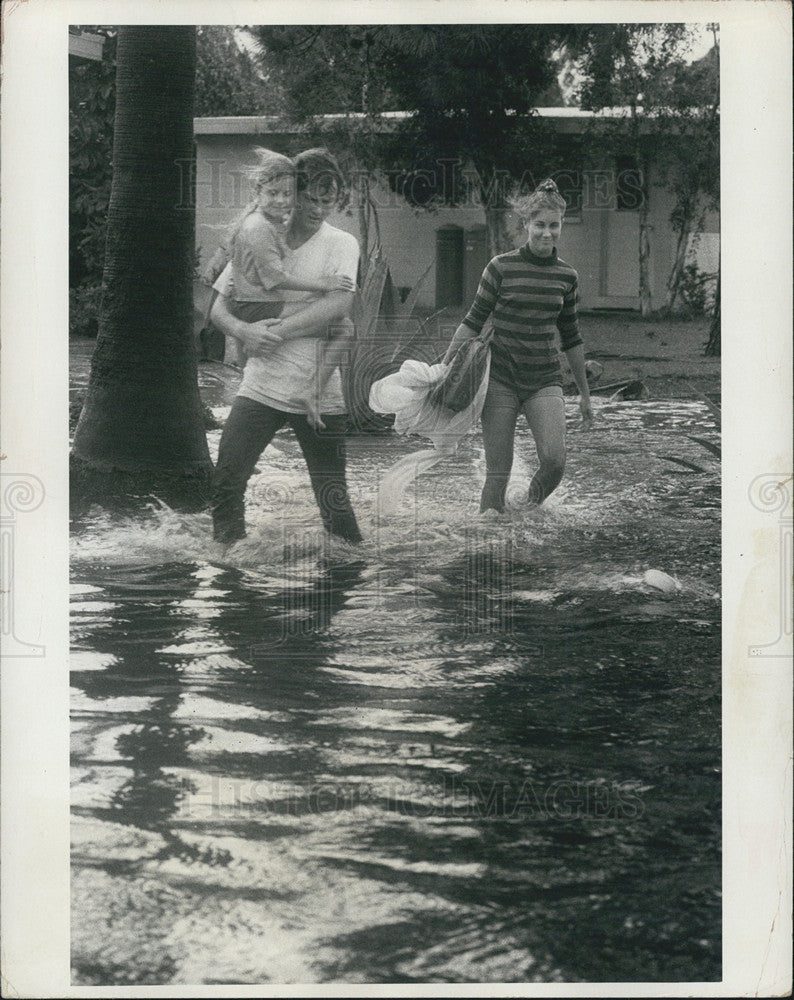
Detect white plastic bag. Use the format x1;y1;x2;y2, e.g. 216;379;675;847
369;355;490;516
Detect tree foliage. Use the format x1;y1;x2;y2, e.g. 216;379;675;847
194;26;277;117
253;25;571;256
645;35;719;316
69;25;274;334
253;26;401;261
255;26;400;118
380;25;558;170
70;27;117;334
569;24;719;319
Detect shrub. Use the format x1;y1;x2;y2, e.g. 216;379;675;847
678;262;717;316
69;282;104;338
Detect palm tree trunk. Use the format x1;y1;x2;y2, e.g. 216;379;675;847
71;26;212;512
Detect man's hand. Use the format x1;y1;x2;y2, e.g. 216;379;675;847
245;318;283;356
210;293;284;357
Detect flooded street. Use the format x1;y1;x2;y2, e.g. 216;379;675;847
71;361;721;985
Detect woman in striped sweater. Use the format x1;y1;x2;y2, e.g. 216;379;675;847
443;178;594;513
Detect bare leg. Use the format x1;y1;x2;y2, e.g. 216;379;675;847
304;318;355;430
522;389;567;505
479;381;520;513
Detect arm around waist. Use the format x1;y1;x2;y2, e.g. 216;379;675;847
275;290;355;342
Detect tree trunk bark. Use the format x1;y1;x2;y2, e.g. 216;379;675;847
637;155;653;318
664;218;692;313
704;266;721;356
71;26;213;512
638;216;652;317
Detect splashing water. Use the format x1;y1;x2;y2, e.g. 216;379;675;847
71;391;721;985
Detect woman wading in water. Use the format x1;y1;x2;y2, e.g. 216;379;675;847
443;178;594;514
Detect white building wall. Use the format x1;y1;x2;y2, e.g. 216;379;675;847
193;123;719;314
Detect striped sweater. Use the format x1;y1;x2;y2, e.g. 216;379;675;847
461;244;582;394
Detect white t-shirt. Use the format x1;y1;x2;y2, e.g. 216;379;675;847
214;222;359;415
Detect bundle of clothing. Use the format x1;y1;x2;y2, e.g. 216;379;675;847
368;355;490;517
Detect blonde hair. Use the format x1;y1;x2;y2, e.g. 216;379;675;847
227;147;295;243
511;178;567;222
246;147;294;192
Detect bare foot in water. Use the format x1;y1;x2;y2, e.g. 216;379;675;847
479;508;504;521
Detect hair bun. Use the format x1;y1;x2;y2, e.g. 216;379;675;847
509;176;567;220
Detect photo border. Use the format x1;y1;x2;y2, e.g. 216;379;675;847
1;1;791;996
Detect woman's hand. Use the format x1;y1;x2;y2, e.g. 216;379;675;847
563;345;595;430
578;395;594;429
443;323;477;364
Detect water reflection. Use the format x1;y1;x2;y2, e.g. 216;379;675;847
71;395;721;985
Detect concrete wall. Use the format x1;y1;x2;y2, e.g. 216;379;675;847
193;124;720;313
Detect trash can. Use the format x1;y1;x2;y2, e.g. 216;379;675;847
435;224;464;309
463;224;489;307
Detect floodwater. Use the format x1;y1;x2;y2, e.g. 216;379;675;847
71;360;721;985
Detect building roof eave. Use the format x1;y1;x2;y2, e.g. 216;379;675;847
68;29;105;62
192;107;625;136
193;105;710;136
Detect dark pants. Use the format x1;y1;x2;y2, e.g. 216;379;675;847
211;395;362;544
228;299;283;322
